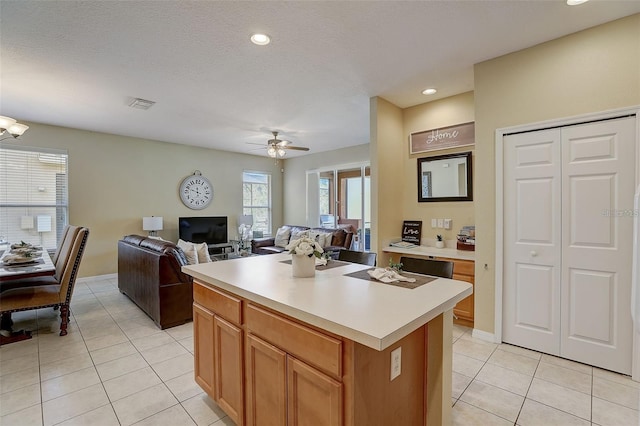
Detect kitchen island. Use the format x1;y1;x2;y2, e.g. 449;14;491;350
183;253;472;426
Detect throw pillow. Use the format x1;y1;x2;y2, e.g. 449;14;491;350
177;239;199;265
319;232;333;248
291;229;309;242
274;227;291;248
194;242;212;263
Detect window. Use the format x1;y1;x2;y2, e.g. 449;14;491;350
242;171;271;235
0;145;69;250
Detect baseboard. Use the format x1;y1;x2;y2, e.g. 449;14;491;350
471;328;499;343
76;273;117;283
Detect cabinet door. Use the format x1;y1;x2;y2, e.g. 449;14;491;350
193;303;215;398
245;333;287;426
214;316;244;426
452;274;474;322
287;356;342;426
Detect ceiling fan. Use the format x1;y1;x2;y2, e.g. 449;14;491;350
255;131;310;159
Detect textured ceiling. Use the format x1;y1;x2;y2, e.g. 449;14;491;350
1;1;639;158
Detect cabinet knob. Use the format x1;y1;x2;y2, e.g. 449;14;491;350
530;251;538;257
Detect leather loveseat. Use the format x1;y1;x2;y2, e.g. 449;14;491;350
118;235;193;329
251;225;353;258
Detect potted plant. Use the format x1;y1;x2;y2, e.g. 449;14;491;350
286;236;324;277
436;234;445;248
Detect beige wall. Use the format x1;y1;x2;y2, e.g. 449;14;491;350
403;92;475;244
11;122;284;277
283;144;370;226
474;14;640;333
370;97;404;266
372;14;640;336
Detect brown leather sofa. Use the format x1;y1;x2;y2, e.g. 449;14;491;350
118;235;193;329
251;225;353;258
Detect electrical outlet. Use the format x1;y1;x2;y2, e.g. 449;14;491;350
390;347;402;381
437;219;444;228
444;219;452;230
431;218;437;228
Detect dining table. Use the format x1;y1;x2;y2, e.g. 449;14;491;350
0;244;56;344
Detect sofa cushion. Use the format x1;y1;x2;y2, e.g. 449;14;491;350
274;227;291;248
177;239;199;265
329;229;348;248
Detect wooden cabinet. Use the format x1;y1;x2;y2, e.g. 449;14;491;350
245;304;343;426
287;356;342;426
193;282;244;425
438;257;474;326
245;333;287;426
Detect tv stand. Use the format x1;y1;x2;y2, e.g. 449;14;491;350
208;243;233;256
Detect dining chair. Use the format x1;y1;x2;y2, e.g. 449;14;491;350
0;226;89;336
338;249;377;266
399;257;454;279
51;224;72;265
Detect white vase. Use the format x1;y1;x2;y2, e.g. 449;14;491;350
435;241;445;248
292;254;315;278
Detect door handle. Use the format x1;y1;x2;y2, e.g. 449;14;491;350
530;251;538;257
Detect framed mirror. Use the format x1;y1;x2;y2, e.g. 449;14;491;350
417;151;472;202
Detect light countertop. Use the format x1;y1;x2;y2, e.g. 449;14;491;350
383;245;476;261
183;253;471;351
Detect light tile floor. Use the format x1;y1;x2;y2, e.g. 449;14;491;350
0;276;232;426
1;275;638;425
451;324;640;425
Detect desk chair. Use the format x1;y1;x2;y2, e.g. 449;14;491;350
338;249;377;266
399;257;453;279
0;227;89;336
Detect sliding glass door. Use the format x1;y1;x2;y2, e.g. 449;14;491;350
306;162;370;251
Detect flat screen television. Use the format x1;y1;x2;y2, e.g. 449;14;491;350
178;216;228;245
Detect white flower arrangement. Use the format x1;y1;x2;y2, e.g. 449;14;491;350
286;236;324;258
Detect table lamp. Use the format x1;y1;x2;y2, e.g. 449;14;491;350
142;216;163;237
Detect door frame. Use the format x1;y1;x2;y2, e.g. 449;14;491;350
494;106;640;379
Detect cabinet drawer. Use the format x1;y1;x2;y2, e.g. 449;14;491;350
444;259;474;277
245;304;342;379
194;281;242;325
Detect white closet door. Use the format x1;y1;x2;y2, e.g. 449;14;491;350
503;129;562;355
560;117;635;374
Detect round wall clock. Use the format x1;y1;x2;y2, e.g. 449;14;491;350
179;170;213;210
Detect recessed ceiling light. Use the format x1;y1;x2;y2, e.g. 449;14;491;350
567;0;589;5
422;88;437;95
250;33;271;46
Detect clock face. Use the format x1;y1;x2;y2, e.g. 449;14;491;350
180;174;213;209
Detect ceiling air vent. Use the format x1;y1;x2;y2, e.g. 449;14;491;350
128;97;156;110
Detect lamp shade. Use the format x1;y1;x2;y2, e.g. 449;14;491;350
237;214;253;227
142;216;163;231
37;215;52;233
0;116;17;130
8;123;29;136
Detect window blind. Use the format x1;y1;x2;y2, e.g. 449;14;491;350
0;144;69;250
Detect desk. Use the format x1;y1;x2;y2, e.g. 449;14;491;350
183;254;472;425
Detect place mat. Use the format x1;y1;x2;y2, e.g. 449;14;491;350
1;258;43;267
343;268;438;290
280;259;351;271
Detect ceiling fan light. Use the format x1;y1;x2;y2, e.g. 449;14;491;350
8;123;29;136
267;146;277;157
277;148;286;157
0;115;17;132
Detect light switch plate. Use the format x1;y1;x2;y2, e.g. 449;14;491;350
437;219;444;228
444;219;452;230
431;219;437;228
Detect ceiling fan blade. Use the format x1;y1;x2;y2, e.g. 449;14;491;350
284;146;310;151
246;142;267;146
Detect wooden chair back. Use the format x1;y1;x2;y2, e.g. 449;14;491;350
338;249;377;266
399;257;453;279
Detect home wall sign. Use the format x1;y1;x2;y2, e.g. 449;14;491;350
410;121;475;154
